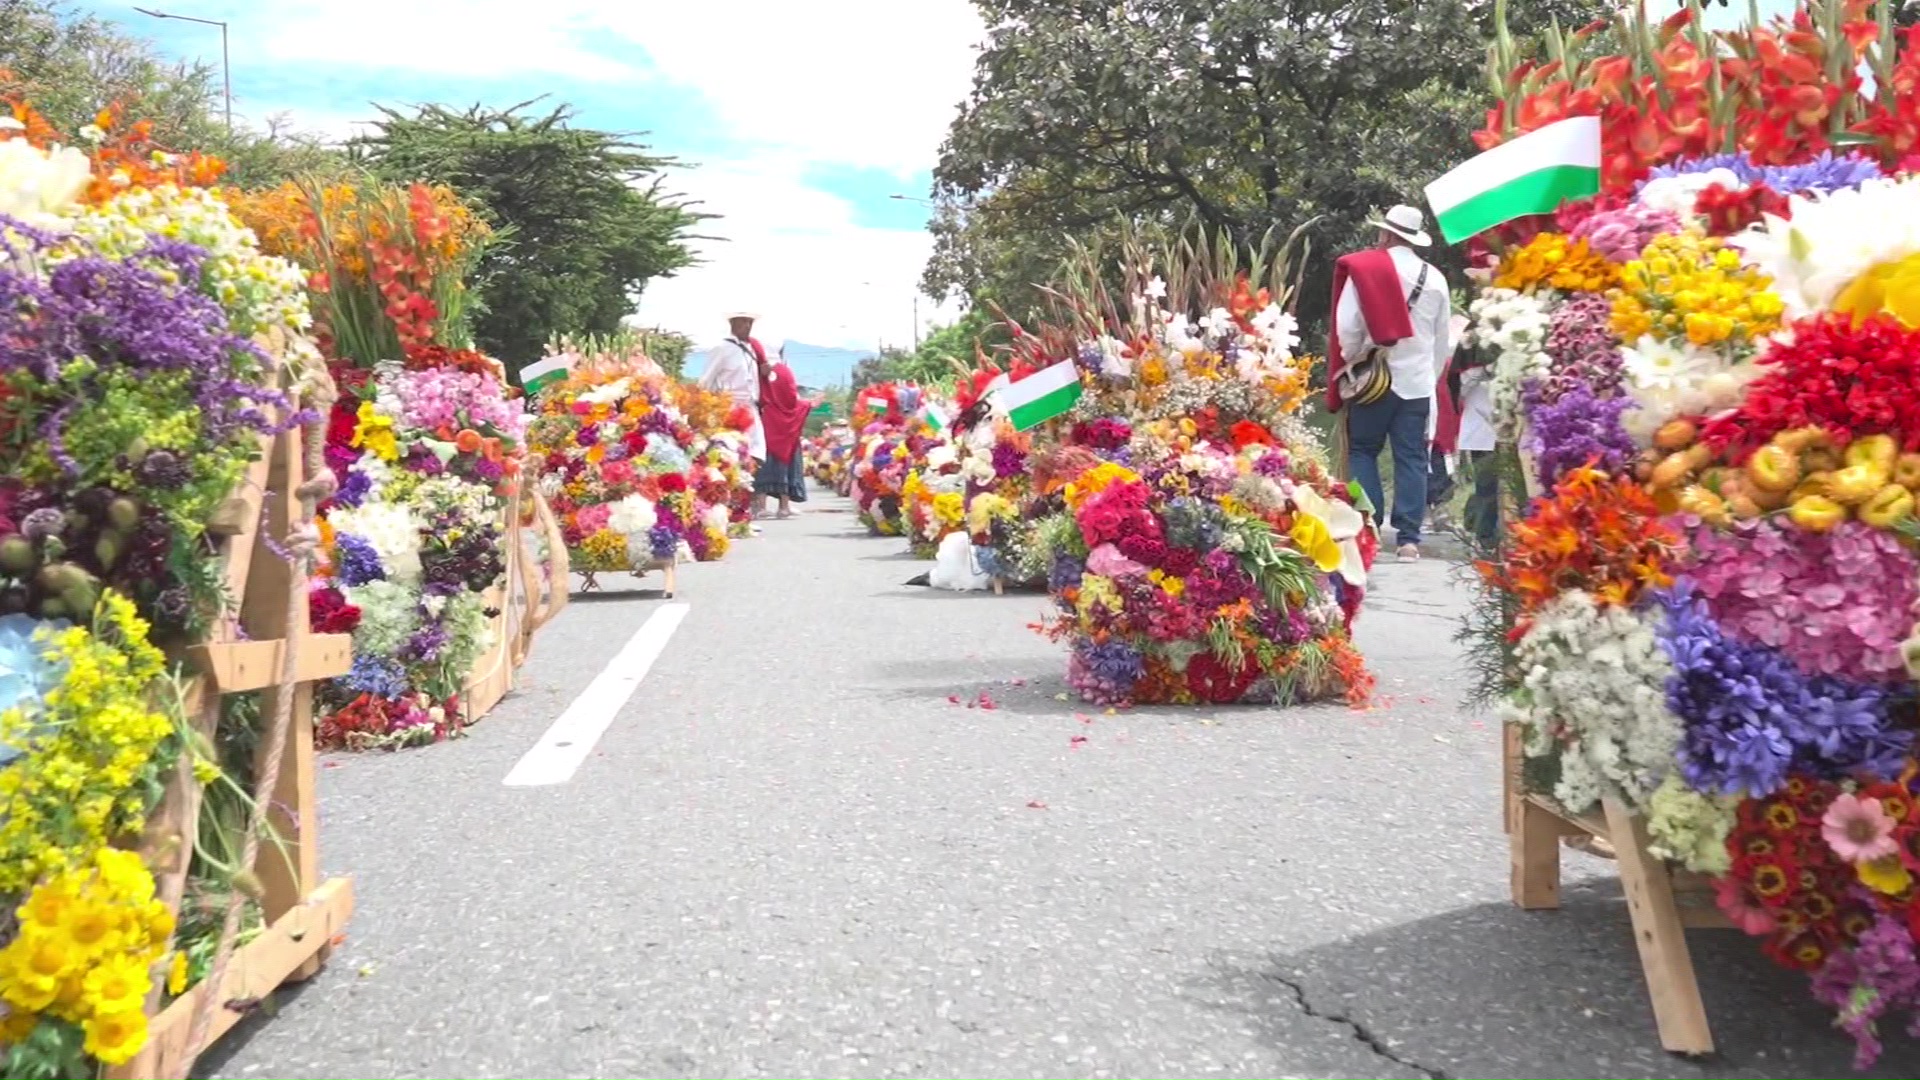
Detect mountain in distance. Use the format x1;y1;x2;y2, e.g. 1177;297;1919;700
683;340;873;389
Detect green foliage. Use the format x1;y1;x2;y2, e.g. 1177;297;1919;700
350;100;710;367
637;327;694;378
0;0;345;187
850;308;1009;388
926;0;1610;335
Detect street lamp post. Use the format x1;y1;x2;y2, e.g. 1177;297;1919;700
133;8;231;135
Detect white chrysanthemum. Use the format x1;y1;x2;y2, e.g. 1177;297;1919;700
329;501;424;584
1733;175;1920;319
1506;591;1680;814
702;504;730;533
607;494;657;537
1637;169;1744;218
1470;287;1554;424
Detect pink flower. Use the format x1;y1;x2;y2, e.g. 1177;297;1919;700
1712;875;1777;936
1821;793;1899;864
1086;543;1149;578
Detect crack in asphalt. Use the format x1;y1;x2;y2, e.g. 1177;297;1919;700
1263;972;1451;1080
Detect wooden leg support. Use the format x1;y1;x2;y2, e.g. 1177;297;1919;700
1511;796;1566;910
1603;796;1715;1058
660;560;678;599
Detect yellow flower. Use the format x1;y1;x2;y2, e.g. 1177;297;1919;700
1834;251;1920;328
82;954;151;1015
167;951;189;997
1860;854;1913;896
82;1006;148;1066
1149;570;1186;598
1289;513;1342;573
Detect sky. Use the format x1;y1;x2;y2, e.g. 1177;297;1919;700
77;0;986;352
81;1;1814;352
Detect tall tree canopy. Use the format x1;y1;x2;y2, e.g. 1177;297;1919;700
351;101;709;369
924;0;1608;335
0;0;341;187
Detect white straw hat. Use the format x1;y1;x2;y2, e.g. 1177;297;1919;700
1367;204;1432;247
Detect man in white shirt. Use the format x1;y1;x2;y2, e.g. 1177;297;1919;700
1333;205;1452;562
697;311;768;466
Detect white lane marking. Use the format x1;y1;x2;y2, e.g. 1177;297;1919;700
503;603;689;787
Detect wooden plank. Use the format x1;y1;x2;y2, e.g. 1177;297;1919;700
240;430;320;959
1511;795;1566;910
106;877;353;1080
206;448;274;540
186;635;352;693
1603;796;1715;1057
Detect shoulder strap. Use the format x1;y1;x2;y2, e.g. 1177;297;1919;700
1407;262;1430;311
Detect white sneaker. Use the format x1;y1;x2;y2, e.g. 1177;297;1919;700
1396;544;1420;563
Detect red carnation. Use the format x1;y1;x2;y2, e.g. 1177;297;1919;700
1230;420;1276;449
659;472;689;493
308;585;362;635
1183;651;1259;705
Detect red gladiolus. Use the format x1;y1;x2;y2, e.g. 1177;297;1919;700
1702;314;1920;458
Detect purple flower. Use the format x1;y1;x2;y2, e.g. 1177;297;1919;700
1068;639;1141;704
1809;908;1920;1069
1048;551;1085;595
331;468;373;510
401;620;450;664
342;654;410;699
1522;380;1635;485
0;226;299;481
1654;585;1911;798
1538;293;1624;402
1641;151;1882;196
648;522;679;561
333;533;384;586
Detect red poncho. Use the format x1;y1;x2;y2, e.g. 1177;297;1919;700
758;361;810;464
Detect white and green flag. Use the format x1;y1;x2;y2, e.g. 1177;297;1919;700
1424;116;1602;244
1002;361;1083;431
519;354;572;395
921;404;948;434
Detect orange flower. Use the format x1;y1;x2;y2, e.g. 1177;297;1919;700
455;429;483;453
1480;463;1684;615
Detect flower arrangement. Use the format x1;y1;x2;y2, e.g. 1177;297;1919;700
806;425;855;494
527;343;750;574
0;111;317;1072
1471;3;1920;1063
851;385;915;536
311;351;522;749
1022;225;1374;707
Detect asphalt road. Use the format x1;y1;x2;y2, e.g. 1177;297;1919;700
203;495;1920;1080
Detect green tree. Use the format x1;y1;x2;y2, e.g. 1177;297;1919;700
636;327;694;378
0;0;343;187
925;0;1609;336
350;100;710;371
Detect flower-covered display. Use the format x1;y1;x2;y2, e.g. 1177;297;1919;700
1471;2;1920;1065
527;339;753;575
806;424;854;494
850;383;916;536
1022;230;1375;707
230;176;528;750
0;104;315;1072
310;352;523;748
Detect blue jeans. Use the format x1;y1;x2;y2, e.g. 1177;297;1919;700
1346;392;1431;547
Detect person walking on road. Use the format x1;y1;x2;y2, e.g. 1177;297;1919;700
698;311;769;472
754;342;819;519
1325;204;1453;563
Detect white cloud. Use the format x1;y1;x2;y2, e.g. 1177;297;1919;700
633;159;962;352
599;1;986;174
189;0;986;349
